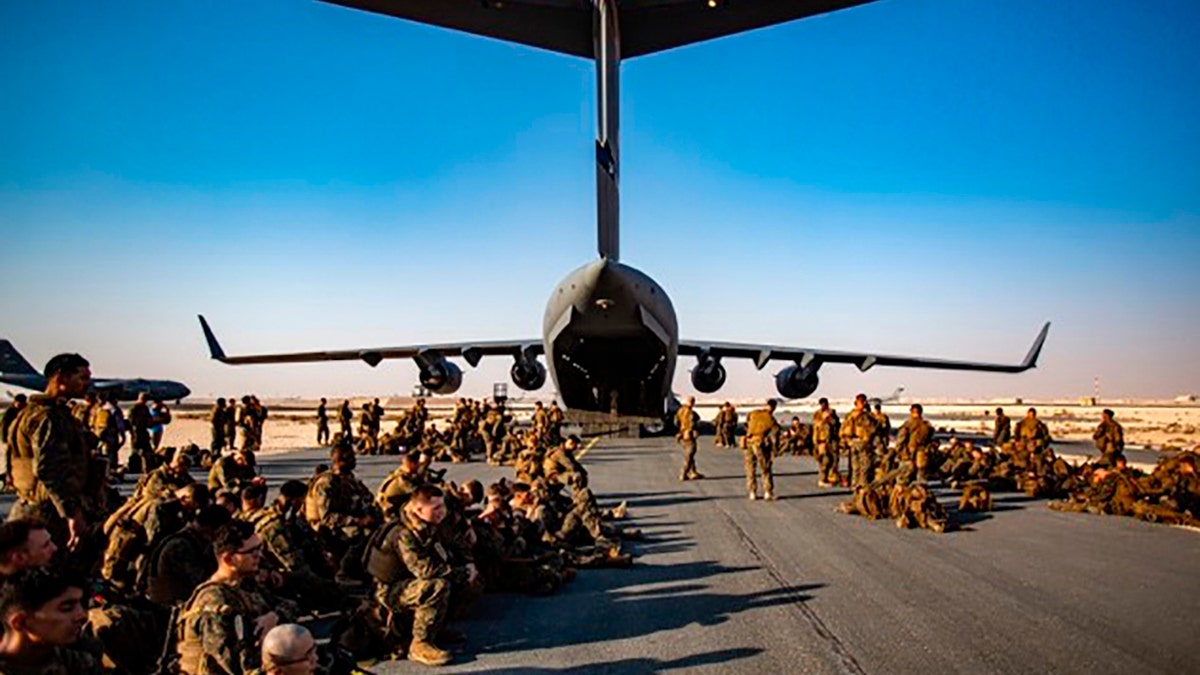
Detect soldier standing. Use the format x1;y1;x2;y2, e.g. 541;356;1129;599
128;393;154;471
743;399;781;500
1093;409;1125;466
531;402;548;443
546;401;565;445
841;394;879;489
315;398;330;446
674;397;702;481
1015;408;1052;455
871;402;893;472
223;397;238;453
338;400;353;441
993;407;1012;446
895;404;936;483
358;404;376;454
2;394;28;490
209;399;227;456
5;354;94;556
812;398;841;487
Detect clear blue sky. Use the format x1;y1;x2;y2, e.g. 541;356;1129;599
2;0;1197;400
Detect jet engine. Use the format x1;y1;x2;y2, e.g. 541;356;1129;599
775;364;820;400
510;355;547;391
419;359;463;396
690;355;726;394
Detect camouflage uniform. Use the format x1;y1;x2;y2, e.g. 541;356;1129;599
894;415;935;483
743;407;780;498
0;647;102;675
871;409;892;470
546;403;565;445
675;403;700;480
240;504;341;610
305;469;377;555
993;412;1012;446
4;395;94;549
1015;416;1052;455
128;400;154;465
316;403;330;446
209;403;227;454
207;455;256;493
176;578;296;675
370;510;479;647
543;445;587;488
840;408;879;489
1093;418;1125;466
812;408;841;485
135;464;195;502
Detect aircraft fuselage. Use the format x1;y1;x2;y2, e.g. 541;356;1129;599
543;259;677;418
0;374;191;402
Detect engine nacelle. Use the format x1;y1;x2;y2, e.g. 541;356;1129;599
775;365;820;400
510;356;547;391
419;360;463;396
690;356;727;394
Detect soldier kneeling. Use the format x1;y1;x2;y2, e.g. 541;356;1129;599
365;485;482;667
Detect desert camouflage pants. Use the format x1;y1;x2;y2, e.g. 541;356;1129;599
816;440;840;484
679;438;699;479
848;439;876;489
743;438;774;496
376;578;450;643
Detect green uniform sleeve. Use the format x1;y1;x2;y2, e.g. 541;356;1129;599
31;415;81;518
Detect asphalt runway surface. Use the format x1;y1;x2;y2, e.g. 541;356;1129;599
6;438;1198;674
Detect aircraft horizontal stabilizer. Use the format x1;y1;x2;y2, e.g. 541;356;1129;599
320;0;877;59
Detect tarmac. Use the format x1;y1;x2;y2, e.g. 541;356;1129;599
5;438;1198;673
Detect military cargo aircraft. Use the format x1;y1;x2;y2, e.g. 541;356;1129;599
199;0;1049;421
1;339;191;402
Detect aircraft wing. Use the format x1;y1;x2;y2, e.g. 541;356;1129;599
679;322;1051;374
319;0;878;59
198;316;542;368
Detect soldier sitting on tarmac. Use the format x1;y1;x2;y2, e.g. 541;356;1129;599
366;484;481;667
175;520;299;675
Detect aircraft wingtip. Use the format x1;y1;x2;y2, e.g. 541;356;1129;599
1023;321;1052;369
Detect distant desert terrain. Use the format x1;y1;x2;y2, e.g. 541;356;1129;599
153;397;1200;455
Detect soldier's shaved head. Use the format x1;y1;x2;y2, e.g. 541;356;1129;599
263;624;317;675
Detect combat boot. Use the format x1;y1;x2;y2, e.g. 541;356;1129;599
408;640;452;667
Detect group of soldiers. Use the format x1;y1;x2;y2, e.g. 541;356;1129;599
209;396;269;455
317;397;566;468
678;393;1198;533
0;353;639;674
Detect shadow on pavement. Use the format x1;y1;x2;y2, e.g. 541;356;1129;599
458;560;823;662
455;647;766;673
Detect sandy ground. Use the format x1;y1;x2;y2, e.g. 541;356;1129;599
155;399;1200;455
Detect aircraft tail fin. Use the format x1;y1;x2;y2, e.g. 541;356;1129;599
0;340;39;376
